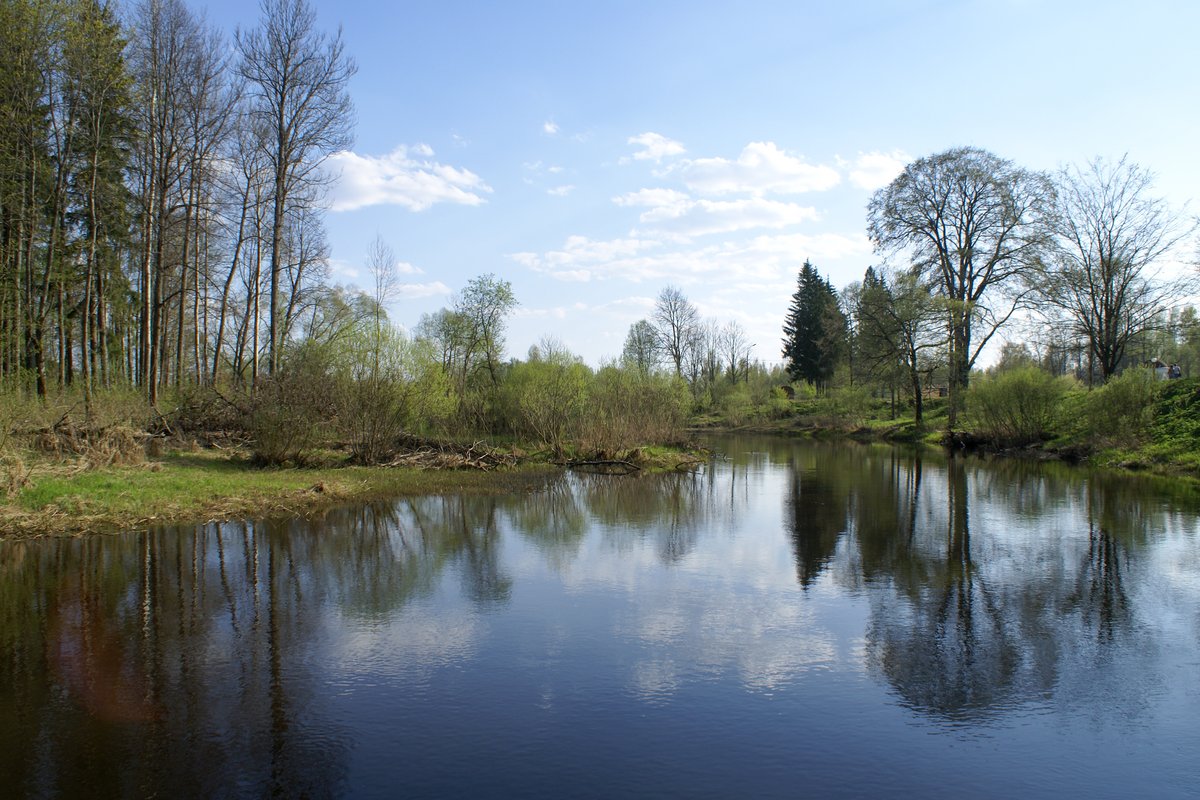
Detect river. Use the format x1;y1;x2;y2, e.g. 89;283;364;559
2;435;1199;798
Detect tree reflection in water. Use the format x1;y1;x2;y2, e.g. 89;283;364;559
0;494;528;797
773;438;1194;723
865;457;1022;720
1;438;1197;795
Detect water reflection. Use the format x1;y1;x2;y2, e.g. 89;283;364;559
774;440;1200;724
1;439;1199;796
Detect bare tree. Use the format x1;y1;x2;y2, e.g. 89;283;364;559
128;0;203;400
683;319;720;398
1037;156;1197;382
868;147;1053;427
718;320;752;382
651;285;699;377
236;0;355;376
365;233;398;328
621;319;659;375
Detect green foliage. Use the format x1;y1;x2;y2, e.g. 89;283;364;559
967;366;1075;446
335;324;410;463
249;342;339;465
716;383;754;426
621;319;659;374
415;274;518;430
501;351;592;451
583;365;690;451
1081;367;1161;447
1142;377;1200;468
811;385;874;429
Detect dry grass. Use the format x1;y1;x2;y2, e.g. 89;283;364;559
1;448;559;539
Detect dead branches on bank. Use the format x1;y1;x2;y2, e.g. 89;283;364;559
32;415;149;467
384;435;518;471
564;458;641;474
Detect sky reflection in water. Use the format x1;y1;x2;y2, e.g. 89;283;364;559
2;435;1199;798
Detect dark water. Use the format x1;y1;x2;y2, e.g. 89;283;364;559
3;436;1200;799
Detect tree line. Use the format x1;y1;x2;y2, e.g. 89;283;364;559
0;0;353;406
3;0;1194;449
781;147;1197;428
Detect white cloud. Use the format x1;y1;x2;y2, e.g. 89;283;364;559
626;132;686;163
615;189;819;239
327;258;360;281
613;188;692;211
510;235;658;282
395;280;452;299
514;306;571;320
543;120;560;135
326;145;492;212
547;184;575;197
509;230;867;285
847;150;910;190
678;141;840;195
395;261;424;275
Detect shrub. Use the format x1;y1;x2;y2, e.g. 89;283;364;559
501;356;592;452
336;325;416;464
249;343;339;465
1082;367;1160;446
583;366;690;452
810;384;873;429
716;383;754;426
967;366;1073;446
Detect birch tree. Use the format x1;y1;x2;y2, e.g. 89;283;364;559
236;0;355;377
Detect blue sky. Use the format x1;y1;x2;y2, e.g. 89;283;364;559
206;0;1200;365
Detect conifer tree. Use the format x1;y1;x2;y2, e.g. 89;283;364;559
782;260;846;390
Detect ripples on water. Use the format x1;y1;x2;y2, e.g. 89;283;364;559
2;436;1199;798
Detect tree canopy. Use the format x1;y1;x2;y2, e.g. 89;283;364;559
867;146;1053;426
1037;156;1197;381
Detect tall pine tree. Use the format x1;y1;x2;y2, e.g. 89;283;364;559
782;260;846;390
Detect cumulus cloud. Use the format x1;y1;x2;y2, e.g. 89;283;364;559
547;184;575;197
395;280;452;299
677;141;840;195
613;188;692;211
509;230;868;285
326;145;492;212
846;149;910;190
626;132;686;163
543;120;560;135
615;189;819;239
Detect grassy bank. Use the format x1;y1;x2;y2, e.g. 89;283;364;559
6;371;1199;540
1;436;707;540
1;449;567;539
702;373;1200;480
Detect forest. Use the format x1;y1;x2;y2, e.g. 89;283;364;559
1;0;1198;480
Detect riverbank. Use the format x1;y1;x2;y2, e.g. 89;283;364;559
699;376;1200;481
0;449;554;539
7;372;1199;539
0;442;708;540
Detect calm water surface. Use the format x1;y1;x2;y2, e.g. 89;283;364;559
3;436;1200;798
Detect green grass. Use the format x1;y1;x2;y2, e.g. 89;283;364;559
3;449;560;539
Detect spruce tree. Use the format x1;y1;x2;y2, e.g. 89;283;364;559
782;260;846;390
